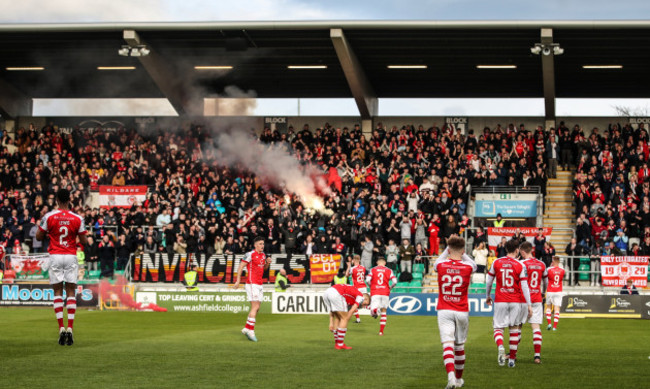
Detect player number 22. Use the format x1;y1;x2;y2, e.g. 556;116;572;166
441;275;462;296
59;226;69;245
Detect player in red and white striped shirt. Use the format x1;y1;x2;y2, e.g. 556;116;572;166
434;236;476;389
323;283;369;349
486;239;533;368
349;255;367;323
234;236;271;342
35;189;88;346
365;258;397;336
545;256;565;331
518;241;548;364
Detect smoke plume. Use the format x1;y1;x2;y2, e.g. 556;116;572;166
99;276;167;312
204;86;331;212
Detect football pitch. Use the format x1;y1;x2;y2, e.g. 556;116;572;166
1;309;648;389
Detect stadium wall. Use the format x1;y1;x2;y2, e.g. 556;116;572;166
21;115;624;133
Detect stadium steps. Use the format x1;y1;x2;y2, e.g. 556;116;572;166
422;261;439;293
543;169;575;249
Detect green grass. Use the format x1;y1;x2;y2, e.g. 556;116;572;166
1;309;649;388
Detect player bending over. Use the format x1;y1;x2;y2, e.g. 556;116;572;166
366;258;397;335
486;239;533;368
234;236;271;342
323;284;369;349
434;236;476;389
349;255;368;323
35;189;88;346
518;241;548;363
545;256;565;331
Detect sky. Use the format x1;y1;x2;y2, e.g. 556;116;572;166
3;0;650;22
5;0;650;117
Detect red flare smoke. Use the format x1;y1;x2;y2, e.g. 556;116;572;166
99;276;167;312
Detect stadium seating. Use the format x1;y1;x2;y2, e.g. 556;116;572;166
578;258;590;281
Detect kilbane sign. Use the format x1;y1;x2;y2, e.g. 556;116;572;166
135;291;271;313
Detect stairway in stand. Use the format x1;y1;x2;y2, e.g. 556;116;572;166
423;263;438;294
543;169;575;252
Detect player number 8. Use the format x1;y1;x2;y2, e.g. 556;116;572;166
529;271;539;288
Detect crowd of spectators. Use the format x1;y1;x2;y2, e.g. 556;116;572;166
569;122;650;285
0;119;555;277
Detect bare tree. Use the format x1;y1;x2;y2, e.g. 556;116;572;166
612;104;650;117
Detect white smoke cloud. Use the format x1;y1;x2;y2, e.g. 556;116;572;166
203;86;331;212
210;125;331;212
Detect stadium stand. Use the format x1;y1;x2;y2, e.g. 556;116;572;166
567;122;650;285
0;119;604;284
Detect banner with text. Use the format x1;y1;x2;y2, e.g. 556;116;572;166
445;117;468;134
131;253;308;284
99;186;148;208
0;283;99;307
562;294;650;319
135;291;271;313
487;227;553;253
272;291;493;316
475;200;537;218
600;256;648;287
309;254;342;284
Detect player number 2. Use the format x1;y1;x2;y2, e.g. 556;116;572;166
501;269;514;287
441;275;462;296
59;226;69;245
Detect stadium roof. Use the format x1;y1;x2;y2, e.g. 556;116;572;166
1;20;650;118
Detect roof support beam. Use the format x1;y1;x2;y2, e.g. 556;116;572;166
123;30;199;116
540;28;556;127
330;28;377;119
0;77;31;118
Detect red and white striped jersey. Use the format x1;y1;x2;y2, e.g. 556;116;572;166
366;266;397;296
434;256;476;312
39;209;86;255
350;265;367;289
521;258;547;303
488;256;528;303
546;266;565;293
241;250;267;285
332;284;365;306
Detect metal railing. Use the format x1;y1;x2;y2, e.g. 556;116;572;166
472;186;541;194
559;255;605;287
